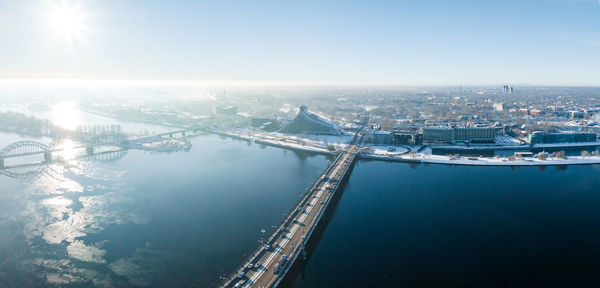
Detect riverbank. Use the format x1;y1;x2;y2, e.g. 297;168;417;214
207;128;338;156
359;153;600;166
206;128;600;166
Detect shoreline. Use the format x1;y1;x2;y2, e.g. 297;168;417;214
359;153;600;166
59;108;600;168
207;128;337;156
207;129;600;167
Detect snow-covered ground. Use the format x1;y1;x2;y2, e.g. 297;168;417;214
360;152;600;166
126;136;191;152
141;138;191;152
271;133;354;149
207;128;348;155
208;127;600;166
532;142;600;148
495;135;524;145
364;145;410;156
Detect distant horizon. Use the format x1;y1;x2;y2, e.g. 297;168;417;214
2;77;600;88
1;1;599;86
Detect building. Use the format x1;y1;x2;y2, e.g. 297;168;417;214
419;127;454;143
364;130;393;145
568;110;585;119
493;102;508;111
418;126;499;144
529;132;597;144
277;105;346;136
453;127;498;143
393;133;413;145
414;133;423;145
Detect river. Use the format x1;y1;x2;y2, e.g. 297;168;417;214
3;99;600;287
0;133;330;287
292;160;600;287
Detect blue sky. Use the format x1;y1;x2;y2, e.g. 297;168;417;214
0;0;599;85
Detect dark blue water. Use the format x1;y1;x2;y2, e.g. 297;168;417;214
0;134;330;287
293;161;600;287
5;133;600;287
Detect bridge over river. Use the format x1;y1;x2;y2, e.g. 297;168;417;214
2;125;365;286
0;127;206;177
222;130;364;288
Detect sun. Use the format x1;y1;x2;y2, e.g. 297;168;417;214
43;1;91;48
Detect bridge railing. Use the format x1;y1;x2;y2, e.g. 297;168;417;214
266;131;363;288
268;146;359;288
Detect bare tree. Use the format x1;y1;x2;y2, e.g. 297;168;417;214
581;150;590;158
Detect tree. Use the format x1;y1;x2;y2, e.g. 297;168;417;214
538;152;547;160
556;151;567;160
581;150;590;158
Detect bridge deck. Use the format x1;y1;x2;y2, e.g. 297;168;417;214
0;128;206;160
224;134;361;288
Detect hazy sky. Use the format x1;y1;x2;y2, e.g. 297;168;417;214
0;0;599;85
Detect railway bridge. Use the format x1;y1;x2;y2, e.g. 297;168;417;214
0;127;205;171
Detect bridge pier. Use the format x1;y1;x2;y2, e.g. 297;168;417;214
44;152;52;162
86;146;94;155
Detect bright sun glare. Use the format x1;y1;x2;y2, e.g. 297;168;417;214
43;1;91;48
55;139;79;162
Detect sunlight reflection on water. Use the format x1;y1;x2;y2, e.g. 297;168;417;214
5;159;158;287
